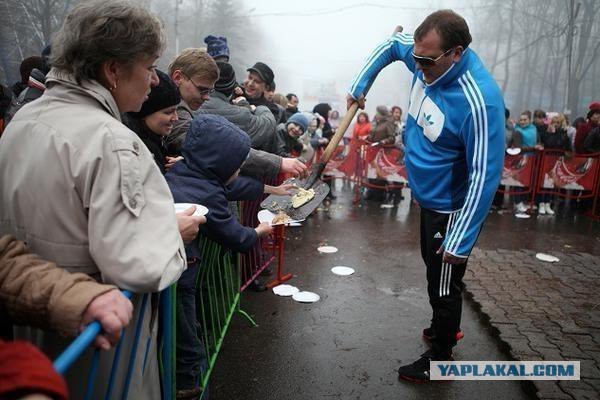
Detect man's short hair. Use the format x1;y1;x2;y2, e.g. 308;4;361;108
286;93;297;101
168;48;218;81
414;9;472;51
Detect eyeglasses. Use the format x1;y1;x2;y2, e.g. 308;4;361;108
411;47;455;67
182;72;215;96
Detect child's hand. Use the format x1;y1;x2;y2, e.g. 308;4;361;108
165;156;183;171
176;206;206;243
255;222;273;237
265;184;297;196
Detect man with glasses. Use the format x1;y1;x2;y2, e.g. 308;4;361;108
347;10;504;382
165;49;307;179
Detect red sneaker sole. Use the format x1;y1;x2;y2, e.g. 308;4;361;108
422;331;465;341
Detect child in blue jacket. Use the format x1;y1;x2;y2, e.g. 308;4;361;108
165;114;292;395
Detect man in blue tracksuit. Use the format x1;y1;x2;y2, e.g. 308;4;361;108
347;10;504;381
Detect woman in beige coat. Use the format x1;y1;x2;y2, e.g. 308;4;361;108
0;1;187;398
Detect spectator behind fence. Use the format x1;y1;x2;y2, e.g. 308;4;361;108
197;61;281;175
329;109;340;132
275;112;310;157
574;102;600;154
285;93;299;119
533;109;547;135
536;113;572;215
122;69;205;244
166;50;306;179
272;93;288;109
511;112;543;213
12;56;43;97
239;61;282;122
0;1;186;398
4;45;53;127
165;115;294;253
122;71;211;398
352;111;371;140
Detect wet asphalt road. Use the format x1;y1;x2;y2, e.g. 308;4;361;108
211;182;599;399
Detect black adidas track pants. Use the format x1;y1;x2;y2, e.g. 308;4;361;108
420;207;467;358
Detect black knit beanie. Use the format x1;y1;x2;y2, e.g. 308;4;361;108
132;69;181;119
215;61;237;96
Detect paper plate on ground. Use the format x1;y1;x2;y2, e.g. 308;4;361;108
506;147;522;156
317;245;338;254
272;284;299;296
288;222;303;227
380;204;394;209
257;209;304;226
292;291;320;303
515;213;530;219
535;253;559;263
174;203;209;217
331;266;355;276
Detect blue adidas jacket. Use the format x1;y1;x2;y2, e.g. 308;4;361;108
349;31;504;257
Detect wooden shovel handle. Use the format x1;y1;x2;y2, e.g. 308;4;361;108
319;103;359;164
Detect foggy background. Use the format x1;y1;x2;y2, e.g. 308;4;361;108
1;0;598;119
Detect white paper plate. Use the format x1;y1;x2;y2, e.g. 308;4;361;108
506;147;522;156
380;204;394;209
257;209;304;226
515;213;530;219
288;222;303;227
317;245;338;254
272;284;299;296
292;291;320;303
535;253;559;263
174;203;209;217
331;266;355;276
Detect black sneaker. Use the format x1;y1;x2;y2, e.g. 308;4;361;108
422;326;464;342
398;351;453;383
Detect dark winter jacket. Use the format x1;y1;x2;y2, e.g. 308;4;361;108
583;127;600;154
313;103;333;140
275;123;303;157
197;91;278;154
247;93;282;122
539;128;572;152
165;115;263;256
166;99;282;178
4;69;47;126
285;106;299;120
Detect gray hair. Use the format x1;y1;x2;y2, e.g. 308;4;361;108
51;0;166;83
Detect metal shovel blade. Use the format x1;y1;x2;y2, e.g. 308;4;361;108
260;177;330;221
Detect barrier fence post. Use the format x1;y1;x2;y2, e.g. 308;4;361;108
267;224;292;289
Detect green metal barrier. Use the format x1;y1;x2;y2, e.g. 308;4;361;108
195;235;256;393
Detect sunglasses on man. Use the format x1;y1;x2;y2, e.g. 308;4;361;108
411;47;455;67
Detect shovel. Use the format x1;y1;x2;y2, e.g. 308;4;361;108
261;103;359;220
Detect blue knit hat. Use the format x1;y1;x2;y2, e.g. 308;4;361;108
204;35;230;61
286;112;309;133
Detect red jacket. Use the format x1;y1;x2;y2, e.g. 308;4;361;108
352;121;371;139
0;340;68;400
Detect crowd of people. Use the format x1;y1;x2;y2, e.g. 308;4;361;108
0;1;599;399
494;103;600;215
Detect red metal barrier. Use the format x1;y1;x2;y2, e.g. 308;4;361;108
239;175;282;292
533;149;600;219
